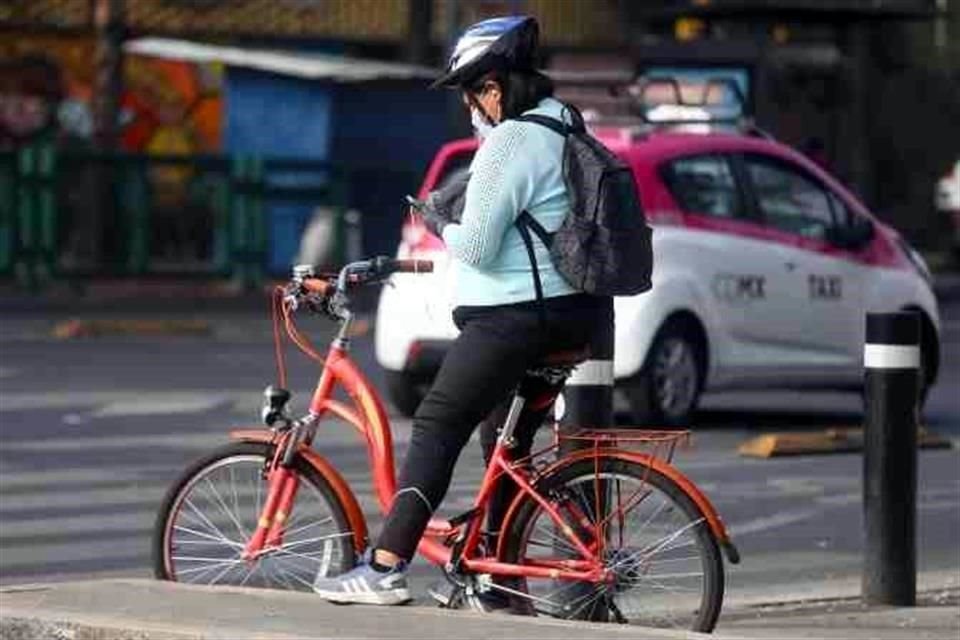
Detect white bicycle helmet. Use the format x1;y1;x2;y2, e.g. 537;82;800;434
431;15;540;89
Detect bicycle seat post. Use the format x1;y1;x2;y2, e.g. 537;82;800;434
497;393;526;449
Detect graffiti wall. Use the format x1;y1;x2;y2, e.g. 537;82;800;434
0;35;222;152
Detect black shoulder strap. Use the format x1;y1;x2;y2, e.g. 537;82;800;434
515;210;552;327
516;209;552;247
515;114;568;137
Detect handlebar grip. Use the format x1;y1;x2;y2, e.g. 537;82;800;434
391;259;434;273
302;278;332;295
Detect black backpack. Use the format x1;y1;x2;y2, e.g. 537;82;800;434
514;105;653;300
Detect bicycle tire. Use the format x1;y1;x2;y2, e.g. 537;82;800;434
500;456;724;632
153;441;356;591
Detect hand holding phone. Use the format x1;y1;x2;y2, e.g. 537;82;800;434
404;195;425;212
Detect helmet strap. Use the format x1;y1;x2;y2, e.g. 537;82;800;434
466;90;497;126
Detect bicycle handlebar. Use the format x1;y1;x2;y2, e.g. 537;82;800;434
287;256;433;316
390;259;434;274
300;278;331;296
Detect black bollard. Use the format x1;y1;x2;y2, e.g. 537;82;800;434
862;311;920;606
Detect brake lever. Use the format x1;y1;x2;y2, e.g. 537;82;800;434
282;284;301;311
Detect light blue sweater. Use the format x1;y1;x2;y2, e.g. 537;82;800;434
441;97;577;307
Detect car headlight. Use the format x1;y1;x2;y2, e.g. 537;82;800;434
899;238;932;285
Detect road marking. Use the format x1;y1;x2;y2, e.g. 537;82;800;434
0;486;168;512
93;397;224;417
0;512;151;538
0;432;231;453
726;506;823;537
0;465;176;488
0;537;152;569
0;391;253;412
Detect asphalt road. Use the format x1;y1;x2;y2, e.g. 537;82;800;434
1;287;958;613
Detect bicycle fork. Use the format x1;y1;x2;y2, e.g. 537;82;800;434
242;433;303;560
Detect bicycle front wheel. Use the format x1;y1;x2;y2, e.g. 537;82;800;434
153;441;356;591
500;457;724;632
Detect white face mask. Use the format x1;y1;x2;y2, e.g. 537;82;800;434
471;107;494;139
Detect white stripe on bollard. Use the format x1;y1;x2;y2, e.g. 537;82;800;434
566;359;614;386
864;344;920;370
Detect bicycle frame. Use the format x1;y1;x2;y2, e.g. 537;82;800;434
234;299;737;583
233;318;616;584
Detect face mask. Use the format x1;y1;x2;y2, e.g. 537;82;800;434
471;107;494;139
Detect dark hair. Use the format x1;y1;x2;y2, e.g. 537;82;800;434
467;69;554;120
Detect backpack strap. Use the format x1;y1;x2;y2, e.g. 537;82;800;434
515;102;587;135
512;101;588;323
515;210;555;328
515;113;568;137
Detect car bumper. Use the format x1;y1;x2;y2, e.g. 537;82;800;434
403;339;451;376
374;253;458;372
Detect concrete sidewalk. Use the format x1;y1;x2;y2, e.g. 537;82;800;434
1;579;957;640
0;579;712;640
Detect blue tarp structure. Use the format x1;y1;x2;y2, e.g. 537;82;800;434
127;38;453;273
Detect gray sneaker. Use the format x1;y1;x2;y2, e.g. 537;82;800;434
313;561;411;605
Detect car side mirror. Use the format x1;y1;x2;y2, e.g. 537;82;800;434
829;218;874;250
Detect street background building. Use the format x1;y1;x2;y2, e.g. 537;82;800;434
1;0;957;278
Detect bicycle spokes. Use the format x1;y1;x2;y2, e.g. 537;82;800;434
164;450;353;591
512;465;717;629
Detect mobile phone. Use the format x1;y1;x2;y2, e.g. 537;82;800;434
404;195;425;211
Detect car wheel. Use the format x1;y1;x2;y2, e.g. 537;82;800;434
385;370;426;418
624;321;704;427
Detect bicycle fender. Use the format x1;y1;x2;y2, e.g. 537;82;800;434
229;429;369;553
498;449;740;565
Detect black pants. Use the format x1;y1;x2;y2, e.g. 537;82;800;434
376;293;613;560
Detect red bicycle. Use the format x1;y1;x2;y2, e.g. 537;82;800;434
153;256;739;632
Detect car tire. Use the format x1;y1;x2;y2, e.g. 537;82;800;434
624;320;704;427
385;370;426;418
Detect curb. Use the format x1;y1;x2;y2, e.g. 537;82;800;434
0;614;196;640
51;319;212;338
738;426;953;457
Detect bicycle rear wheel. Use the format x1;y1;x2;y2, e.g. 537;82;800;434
153;441;356;591
500;457;723;631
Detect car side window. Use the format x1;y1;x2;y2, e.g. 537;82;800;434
661;154;744;219
828;192;853;227
744;155;836;240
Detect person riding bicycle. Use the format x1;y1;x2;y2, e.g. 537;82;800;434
313;15;614;608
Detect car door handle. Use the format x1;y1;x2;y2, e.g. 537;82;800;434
784;261;797;272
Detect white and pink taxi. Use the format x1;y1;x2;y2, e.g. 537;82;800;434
375;121;940;425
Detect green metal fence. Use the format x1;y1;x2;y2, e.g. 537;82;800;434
0;145;404;289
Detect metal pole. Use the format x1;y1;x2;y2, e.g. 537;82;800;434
92;0;126;268
444;0;465;137
93;0;125;153
862;311;920;606
406;0;434;65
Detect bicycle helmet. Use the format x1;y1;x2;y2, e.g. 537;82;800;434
431;15;540;89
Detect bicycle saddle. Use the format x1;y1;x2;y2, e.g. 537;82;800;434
536;346;590;368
